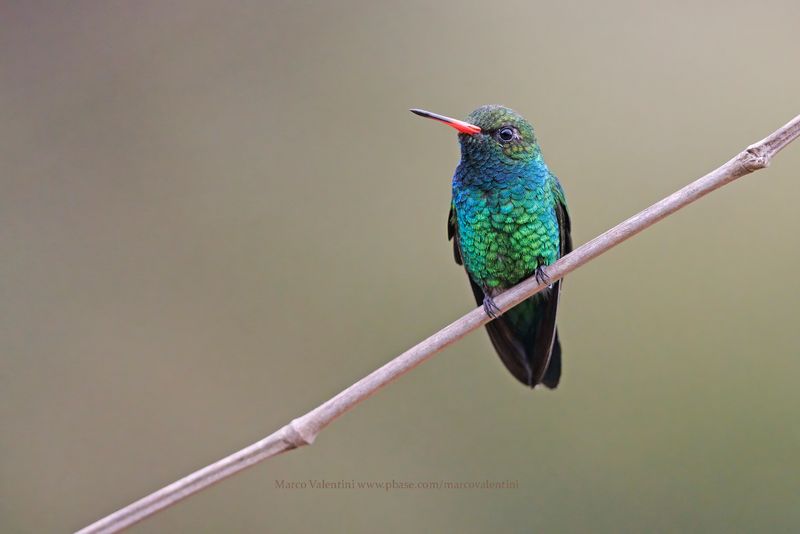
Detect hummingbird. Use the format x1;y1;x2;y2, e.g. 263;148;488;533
411;105;572;389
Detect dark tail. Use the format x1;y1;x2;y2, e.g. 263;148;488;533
469;278;562;389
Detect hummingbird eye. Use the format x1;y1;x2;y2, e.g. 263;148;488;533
496;127;516;143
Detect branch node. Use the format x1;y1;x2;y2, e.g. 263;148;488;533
743;145;769;171
284;418;318;448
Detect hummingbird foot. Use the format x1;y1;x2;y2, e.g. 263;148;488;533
482;296;501;319
534;263;551;286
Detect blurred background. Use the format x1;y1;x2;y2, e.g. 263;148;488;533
2;1;799;532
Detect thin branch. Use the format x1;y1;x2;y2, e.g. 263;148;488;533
77;113;800;534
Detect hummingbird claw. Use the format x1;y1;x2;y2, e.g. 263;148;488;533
534;264;551;286
483;296;501;319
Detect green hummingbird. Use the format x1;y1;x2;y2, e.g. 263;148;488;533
412;105;572;389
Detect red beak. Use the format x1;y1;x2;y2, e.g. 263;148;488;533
410;108;481;135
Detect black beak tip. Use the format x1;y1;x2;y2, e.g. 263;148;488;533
409;108;430;118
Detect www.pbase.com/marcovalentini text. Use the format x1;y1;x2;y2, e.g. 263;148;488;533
274;479;519;491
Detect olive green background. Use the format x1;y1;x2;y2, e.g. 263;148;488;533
2;2;799;532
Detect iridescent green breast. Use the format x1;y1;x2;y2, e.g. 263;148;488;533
453;174;560;290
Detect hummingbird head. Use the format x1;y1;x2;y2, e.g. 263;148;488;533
411;105;540;167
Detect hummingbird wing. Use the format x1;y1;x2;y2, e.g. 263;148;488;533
526;179;571;388
447;203;463;265
539;184;571;388
447;184;572;389
553;178;573;256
